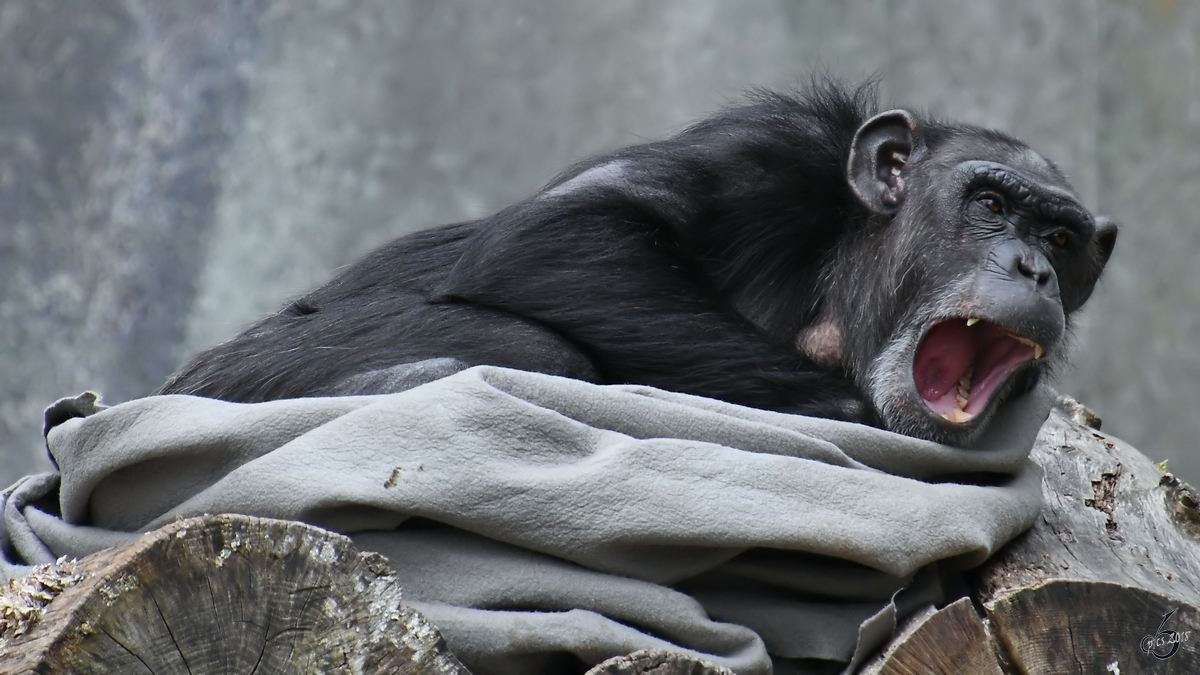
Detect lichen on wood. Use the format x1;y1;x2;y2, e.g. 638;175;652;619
0;557;87;644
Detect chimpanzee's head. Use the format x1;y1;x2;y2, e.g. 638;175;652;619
824;110;1117;446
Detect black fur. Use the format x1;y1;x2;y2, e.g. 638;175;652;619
161;79;1115;444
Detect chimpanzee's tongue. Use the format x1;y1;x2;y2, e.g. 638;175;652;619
914;321;976;403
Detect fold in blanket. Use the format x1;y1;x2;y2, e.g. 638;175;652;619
0;364;1051;674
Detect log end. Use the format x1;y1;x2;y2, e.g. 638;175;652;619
0;514;468;674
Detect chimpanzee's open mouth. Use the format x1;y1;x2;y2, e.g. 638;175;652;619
912;318;1043;424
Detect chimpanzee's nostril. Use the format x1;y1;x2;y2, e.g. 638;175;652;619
1017;256;1051;285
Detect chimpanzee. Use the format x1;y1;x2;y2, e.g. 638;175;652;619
160;80;1116;447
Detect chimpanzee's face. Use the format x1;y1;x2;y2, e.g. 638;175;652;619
843;114;1116;446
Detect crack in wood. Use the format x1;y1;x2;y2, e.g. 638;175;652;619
1084;465;1122;537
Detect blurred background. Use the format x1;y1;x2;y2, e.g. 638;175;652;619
2;1;1198;487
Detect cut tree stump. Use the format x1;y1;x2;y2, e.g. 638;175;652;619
2;396;1198;674
864;396;1200;674
858;598;1005;674
587;649;734;674
0;515;468;674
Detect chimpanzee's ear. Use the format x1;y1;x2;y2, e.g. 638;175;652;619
847;109;924;216
1093;215;1118;269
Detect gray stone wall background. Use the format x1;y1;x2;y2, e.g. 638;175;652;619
2;0;1198;487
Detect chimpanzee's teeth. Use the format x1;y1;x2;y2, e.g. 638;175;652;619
940;409;975;423
965;317;980;327
955;367;972;410
1003;330;1045;359
937;368;976;424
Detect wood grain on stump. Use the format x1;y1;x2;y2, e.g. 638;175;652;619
586;649;734;675
859;599;1003;675
0;514;468;674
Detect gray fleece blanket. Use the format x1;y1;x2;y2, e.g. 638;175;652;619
1;363;1051;674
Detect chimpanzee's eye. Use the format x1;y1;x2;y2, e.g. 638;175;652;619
978;195;1003;214
1049;232;1069;248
